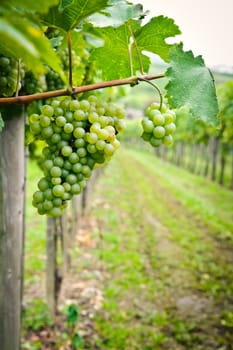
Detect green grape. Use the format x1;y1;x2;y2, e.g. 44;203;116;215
38;178;50;191
64;123;74;134
61;145;72;157
141;101;176;149
66;174;77;185
51;177;62;185
52;184;65;198
40;116;51;127
86;132;98;144
50;166;62;177
73;127;85;139
164;122;176;135
153;126;165;138
163;134;173;146
71;183;81;195
56;116;66;127
77;147;87;158
33;191;44;203
104;143;115;156
69;152;79;164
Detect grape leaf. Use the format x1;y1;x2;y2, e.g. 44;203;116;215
88;2;145;28
0;14;65;81
135;16;181;62
89;23;150;80
1;0;59;13
43;0;109;31
88;15;180;80
165;44;219;125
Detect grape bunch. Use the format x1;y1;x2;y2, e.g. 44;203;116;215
141;102;176;147
24;71;47;94
45;48;86;91
29;95;126;217
0;55;25;97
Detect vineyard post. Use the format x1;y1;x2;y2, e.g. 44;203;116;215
46;217;58;320
0;110;25;350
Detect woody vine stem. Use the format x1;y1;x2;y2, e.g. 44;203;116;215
0;73;165;105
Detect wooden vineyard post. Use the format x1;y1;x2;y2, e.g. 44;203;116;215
61;212;71;274
46;217;62;320
71;195;82;239
0;111;25;350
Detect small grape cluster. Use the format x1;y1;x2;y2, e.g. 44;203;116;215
141;102;176;147
24;71;47;94
0;55;25;97
45;48;86;91
29;95;126;217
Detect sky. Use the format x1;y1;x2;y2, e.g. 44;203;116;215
131;0;233;68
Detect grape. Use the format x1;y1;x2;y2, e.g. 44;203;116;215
141;101;176;148
153;126;165;139
29;95;125;216
52;184;65;197
50;166;62;177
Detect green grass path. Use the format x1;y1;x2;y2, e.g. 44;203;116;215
80;146;233;350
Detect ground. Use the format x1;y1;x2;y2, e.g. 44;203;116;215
22;146;233;350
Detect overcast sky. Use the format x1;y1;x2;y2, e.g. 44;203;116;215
131;0;233;68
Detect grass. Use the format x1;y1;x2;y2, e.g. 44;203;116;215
25;160;45;285
23;146;233;349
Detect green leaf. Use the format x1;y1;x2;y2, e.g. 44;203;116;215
135;16;181;62
165;44;219;126
67;304;79;326
71;333;83;349
0;114;4;133
88;15;180;80
43;0;109;31
89;23;150;80
88;2;145;28
0;13;65;81
1;0;59;13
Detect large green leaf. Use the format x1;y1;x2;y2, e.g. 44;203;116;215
43;0;109;31
88;2;145;28
88;15;180;80
89;23;150;80
135;16;181;62
0;12;65;80
165;44;219;125
1;0;59;13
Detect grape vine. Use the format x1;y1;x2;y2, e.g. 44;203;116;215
0;0;219;218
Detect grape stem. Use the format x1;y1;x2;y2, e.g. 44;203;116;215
67;31;73;94
15;59;21;97
0;73;165;105
128;24;144;75
138;77;163;110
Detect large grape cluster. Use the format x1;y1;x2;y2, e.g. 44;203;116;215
0;55;25;97
141;102;176;147
29;95;126;216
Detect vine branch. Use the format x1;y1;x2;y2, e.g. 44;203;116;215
0;73;165;105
